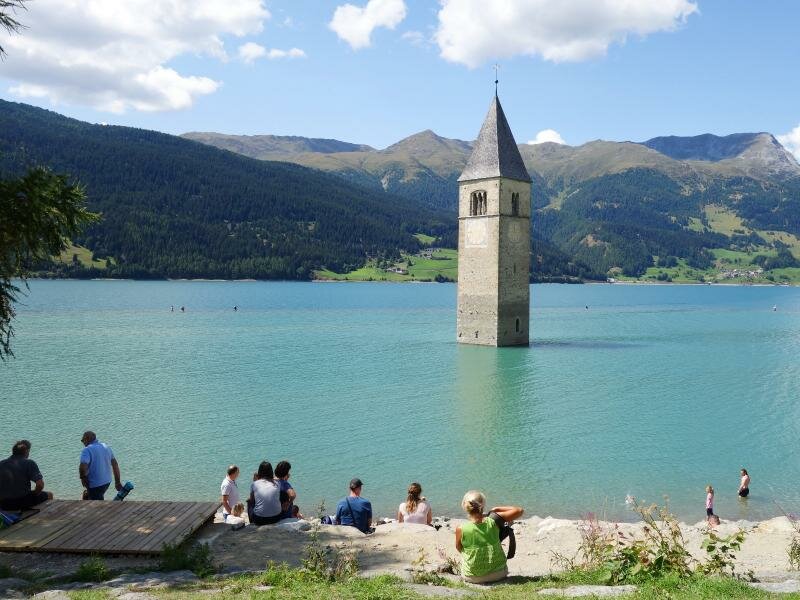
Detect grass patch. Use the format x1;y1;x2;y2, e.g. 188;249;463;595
757;230;800;260
69;592;111;600
56;242;112;270
72;556;111;583
316;249;458;282
413;233;436;245
686;216;705;232
160;542;215;578
138;566;796;599
704;205;750;236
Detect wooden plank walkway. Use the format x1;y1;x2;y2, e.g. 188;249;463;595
0;500;220;555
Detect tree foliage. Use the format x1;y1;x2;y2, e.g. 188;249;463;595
0;166;99;358
0;0;27;58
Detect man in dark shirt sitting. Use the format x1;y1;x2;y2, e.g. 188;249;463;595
0;440;54;511
335;478;372;533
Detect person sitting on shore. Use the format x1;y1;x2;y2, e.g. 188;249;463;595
0;440;54;511
455;490;523;584
739;468;751;498
335;478;372;533
397;482;432;525
220;465;240;522
249;461;283;525
275;460;301;519
708;514;721;528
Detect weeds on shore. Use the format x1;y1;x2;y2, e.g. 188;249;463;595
160;542;214;577
73;556;111;582
301;501;359;582
409;547;451;586
553;499;747;585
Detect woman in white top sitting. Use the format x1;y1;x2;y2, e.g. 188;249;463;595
397;482;432;525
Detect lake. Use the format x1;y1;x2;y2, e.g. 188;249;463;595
2;280;799;522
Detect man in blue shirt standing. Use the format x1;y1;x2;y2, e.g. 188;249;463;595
79;431;122;500
335;478;372;533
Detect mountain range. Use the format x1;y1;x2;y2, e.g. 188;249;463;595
182;129;800;212
3;97;800;283
183;127;800;280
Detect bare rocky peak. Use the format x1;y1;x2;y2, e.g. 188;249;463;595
642;132;799;174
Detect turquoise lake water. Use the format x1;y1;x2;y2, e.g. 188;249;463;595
2;280;800;522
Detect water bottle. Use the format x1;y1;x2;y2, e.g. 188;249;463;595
113;481;134;501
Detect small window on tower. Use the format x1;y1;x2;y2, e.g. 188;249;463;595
470;191;487;216
515;318;521;333
511;192;519;216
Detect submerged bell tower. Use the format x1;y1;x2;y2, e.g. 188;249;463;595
456;93;531;346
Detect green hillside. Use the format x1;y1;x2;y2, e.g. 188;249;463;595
0;100;455;280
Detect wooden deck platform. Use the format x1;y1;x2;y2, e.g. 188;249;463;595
0;500;220;555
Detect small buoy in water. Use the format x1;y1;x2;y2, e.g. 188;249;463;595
773;305;778;312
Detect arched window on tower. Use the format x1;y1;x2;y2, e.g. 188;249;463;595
470;191;487;216
511;192;519;216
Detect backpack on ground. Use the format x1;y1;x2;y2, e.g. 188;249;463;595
488;512;516;559
0;511;20;528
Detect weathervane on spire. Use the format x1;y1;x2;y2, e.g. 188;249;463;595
493;63;500;96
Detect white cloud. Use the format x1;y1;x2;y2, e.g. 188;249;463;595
238;43;306;63
0;0;270;112
435;0;698;68
238;42;268;63
401;30;426;47
777;125;800;161
267;48;306;59
528;129;567;145
329;0;407;50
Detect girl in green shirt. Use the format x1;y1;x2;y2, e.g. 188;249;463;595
455;490;524;583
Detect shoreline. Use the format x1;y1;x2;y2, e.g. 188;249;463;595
2;513;797;583
20;276;800;287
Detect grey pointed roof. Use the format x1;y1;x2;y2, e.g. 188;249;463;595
458;95;531;183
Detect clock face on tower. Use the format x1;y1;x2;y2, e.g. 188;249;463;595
465;218;488;248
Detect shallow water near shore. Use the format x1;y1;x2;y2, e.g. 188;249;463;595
3;280;800;522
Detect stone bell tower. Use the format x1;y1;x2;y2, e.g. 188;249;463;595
456;94;531;347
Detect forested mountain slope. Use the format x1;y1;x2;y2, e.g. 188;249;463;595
0;100;455;280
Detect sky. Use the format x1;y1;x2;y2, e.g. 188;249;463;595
1;0;799;157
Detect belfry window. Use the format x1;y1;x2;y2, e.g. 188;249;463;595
470;191;487;216
511;192;519;216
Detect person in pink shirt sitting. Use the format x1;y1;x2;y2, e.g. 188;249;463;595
397;482;432;526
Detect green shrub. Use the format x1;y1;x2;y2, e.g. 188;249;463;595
73;556;111;582
789;536;800;570
698;529;746;577
159;542;214;578
0;564;11;578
